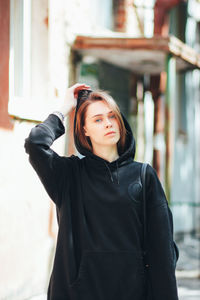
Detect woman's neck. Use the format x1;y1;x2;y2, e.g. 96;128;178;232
92;145;119;163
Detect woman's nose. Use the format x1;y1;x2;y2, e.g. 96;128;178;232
105;119;112;128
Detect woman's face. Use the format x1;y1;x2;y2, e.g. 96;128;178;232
83;101;120;148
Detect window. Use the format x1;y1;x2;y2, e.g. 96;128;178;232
9;0;49;121
9;0;31;102
177;73;187;136
133;0;155;37
90;0;113;30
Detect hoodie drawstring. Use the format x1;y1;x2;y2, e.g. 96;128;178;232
104;162;114;183
103;161;119;185
116;161;119;185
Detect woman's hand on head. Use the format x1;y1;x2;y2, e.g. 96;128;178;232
59;83;91;116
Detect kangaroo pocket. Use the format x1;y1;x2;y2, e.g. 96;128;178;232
69;250;145;300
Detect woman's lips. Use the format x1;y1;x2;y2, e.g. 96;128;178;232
105;131;116;136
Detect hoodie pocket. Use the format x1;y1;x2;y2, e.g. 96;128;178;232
69;250;145;300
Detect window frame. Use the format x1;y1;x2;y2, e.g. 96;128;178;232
9;0;32;118
9;0;53;122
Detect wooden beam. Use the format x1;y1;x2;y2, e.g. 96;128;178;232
154;0;181;35
72;35;200;69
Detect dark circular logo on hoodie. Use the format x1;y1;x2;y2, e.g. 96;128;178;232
128;182;142;204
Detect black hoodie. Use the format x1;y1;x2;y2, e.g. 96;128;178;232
24;104;179;300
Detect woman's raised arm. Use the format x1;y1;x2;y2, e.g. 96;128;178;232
24;114;73;208
24;83;90;207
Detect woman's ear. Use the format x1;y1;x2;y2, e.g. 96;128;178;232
83;126;89;137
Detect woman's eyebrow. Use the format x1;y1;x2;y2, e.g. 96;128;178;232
91;111;113;118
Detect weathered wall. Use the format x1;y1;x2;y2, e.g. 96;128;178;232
0;0;119;298
0;0;13;129
0;119;68;299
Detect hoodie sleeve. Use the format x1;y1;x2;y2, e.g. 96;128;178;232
24;114;75;208
145;164;179;300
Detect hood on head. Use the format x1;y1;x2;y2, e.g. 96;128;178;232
73;89;136;164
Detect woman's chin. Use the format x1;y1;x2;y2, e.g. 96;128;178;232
103;139;120;146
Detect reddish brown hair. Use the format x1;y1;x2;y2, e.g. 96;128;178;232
75;90;127;154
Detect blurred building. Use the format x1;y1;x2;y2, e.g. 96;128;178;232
0;0;200;298
72;0;200;237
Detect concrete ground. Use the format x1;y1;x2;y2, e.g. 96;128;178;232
176;234;200;300
177;277;200;300
29;295;47;300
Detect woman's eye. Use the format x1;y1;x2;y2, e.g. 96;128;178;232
110;114;116;119
95;119;102;122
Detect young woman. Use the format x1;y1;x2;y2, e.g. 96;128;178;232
24;83;179;300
